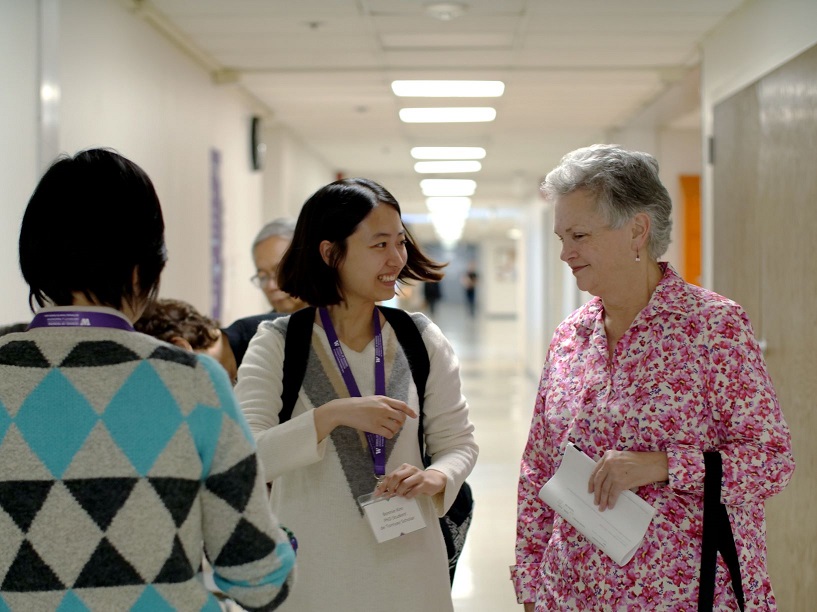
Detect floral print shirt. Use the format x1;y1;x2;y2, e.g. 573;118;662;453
511;264;794;611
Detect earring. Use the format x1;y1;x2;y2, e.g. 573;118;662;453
635;248;641;263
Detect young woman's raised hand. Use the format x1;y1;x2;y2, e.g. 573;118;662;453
314;395;417;442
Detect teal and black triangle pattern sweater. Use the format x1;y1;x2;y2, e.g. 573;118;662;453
0;310;294;611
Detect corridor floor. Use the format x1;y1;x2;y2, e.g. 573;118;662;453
428;303;537;612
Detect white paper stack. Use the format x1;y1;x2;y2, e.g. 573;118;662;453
538;443;657;566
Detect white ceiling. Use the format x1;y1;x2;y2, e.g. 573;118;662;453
135;0;745;242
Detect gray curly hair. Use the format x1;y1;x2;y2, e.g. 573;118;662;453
541;144;673;260
251;217;297;254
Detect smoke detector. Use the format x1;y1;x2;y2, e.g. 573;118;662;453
425;2;467;22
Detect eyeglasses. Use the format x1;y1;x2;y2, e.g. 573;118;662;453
250;272;275;288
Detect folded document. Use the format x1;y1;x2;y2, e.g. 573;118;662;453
538;443;657;566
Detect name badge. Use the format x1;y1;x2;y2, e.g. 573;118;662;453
357;493;427;543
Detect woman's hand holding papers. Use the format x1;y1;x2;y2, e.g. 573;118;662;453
588;451;669;511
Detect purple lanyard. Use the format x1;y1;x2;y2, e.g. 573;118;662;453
319;307;387;476
28;310;134;332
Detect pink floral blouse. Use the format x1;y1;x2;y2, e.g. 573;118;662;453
512;264;794;611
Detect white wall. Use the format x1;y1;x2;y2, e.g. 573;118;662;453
0;0;326;324
518;195;561;378
519;195;576;379
519;200;544;377
57;0;271;323
262;123;334;221
700;0;817;288
656;129;702;272
608;126;702;273
0;1;39;323
481;238;518;318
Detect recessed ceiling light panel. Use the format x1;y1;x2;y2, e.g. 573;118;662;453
399;107;496;123
411;147;486;160
420;179;477;197
426;197;472;214
414;160;482;174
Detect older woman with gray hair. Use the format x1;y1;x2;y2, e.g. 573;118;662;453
512;144;794;610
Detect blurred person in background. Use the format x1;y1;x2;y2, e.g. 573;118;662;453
423;280;442;316
461;261;478;317
251;218;308;313
135;297;282;384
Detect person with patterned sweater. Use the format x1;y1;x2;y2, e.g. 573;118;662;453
0;148;295;611
236;178;478;611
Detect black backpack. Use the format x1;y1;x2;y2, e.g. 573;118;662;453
279;306;473;584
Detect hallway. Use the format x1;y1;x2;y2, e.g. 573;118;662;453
426;302;537;611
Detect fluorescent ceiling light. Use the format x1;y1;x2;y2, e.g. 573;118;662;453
431;212;465;243
411;147;486;160
428;202;469;247
399;107;496;123
426;197;472;213
420;179;476;197
414;160;482;174
391;80;505;97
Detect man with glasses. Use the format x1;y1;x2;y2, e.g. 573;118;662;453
251;218;307;313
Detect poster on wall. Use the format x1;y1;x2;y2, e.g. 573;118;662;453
210;149;223;322
494;244;517;282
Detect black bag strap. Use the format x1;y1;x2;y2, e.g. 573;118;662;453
378;307;430;464
378;307;429;411
279;306;430;436
698;451;745;611
280;307;318;424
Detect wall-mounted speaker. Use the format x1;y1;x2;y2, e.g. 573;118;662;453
250;115;265;171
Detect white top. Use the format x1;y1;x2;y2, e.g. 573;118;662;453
235;311;478;611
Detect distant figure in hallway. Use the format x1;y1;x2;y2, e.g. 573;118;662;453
462;261;479;317
251;218;308;313
0;148;295;610
423;280;442;315
512;144;794;611
236;177;478;611
135;298;283;383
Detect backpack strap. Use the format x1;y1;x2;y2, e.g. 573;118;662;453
378;307;429;412
378;307;431;463
280;307;317;424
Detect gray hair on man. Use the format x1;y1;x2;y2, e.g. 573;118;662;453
251;218;297;254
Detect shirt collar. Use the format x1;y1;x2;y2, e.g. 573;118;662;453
29;305;135;330
35;305;133;322
639;263;691;319
574;262;690;333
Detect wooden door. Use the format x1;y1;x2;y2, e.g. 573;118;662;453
713;43;817;610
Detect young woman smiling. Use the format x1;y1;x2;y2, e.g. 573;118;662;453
235;178;478;612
